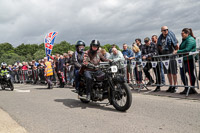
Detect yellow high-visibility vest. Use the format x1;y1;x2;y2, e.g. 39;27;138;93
45;61;53;76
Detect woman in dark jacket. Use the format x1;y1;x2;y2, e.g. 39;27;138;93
174;28;197;94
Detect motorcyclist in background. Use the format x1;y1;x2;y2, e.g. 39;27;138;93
0;62;10;77
83;40;109;101
72;40;86;93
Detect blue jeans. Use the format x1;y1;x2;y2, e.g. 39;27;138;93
68;70;74;84
46;76;53;86
160;63;165;84
84;70;103;95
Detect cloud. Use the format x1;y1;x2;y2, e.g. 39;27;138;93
0;0;200;48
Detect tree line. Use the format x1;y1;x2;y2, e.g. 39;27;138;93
0;41;120;65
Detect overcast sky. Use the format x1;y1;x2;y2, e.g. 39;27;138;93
0;0;200;48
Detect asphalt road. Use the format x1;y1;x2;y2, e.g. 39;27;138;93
0;84;200;133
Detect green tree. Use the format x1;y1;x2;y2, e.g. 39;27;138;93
0;43;14;56
101;44;120;52
26;54;33;62
52;41;75;54
39;43;45;50
33;49;45;61
0;53;25;65
14;43;39;57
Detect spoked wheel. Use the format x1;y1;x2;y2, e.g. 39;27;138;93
112;83;132;111
79;92;90;104
80;98;90;103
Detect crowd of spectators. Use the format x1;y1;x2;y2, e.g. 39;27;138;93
5;26;198;94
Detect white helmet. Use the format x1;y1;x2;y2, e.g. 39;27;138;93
1;62;7;67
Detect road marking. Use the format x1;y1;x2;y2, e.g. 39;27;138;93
14;89;30;93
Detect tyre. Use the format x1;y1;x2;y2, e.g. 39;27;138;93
9;81;14;91
112;83;132;112
1;86;5;90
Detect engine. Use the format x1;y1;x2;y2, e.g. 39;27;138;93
92;82;104;100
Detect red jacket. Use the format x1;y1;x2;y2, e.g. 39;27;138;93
22;65;28;70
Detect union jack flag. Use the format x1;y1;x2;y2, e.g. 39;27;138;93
44;32;58;60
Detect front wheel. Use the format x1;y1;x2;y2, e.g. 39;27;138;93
112;83;132;111
9;80;14;91
80;98;90;104
1;85;5;90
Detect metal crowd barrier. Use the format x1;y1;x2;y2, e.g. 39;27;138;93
11;67;72;86
125;51;199;96
12;68;49;84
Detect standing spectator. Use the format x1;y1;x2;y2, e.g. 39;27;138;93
32;65;38;84
14;61;22;83
38;60;45;83
22;62;28;83
67;51;74;86
31;60;38;84
8;65;14;82
44;57;53;89
130;44;142;85
12;64;18;83
100;49;110;59
122;43;134;82
109;48;125;74
48;54;57;84
152;35;165;85
63;53;68;82
157;26;179;93
135;38;143;51
109;44;116;54
54;54;60;86
27;62;33;82
174;28;197;94
142;37;161;92
32;60;39;67
109;48;124;61
58;55;65;88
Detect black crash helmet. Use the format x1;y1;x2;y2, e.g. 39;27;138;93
75;40;85;49
90;40;100;48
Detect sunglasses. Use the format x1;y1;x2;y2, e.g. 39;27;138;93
162;29;168;32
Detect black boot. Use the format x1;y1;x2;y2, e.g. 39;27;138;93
147;80;154;85
50;84;53;89
180;87;188;95
188;88;197;94
170;87;177;93
166;86;172;92
153;86;160;92
47;84;50;89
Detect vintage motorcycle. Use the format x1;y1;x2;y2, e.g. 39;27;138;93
78;60;132;112
0;71;14;91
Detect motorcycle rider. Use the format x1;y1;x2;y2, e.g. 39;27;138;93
72;40;86;92
83;40;109;101
0;62;10;77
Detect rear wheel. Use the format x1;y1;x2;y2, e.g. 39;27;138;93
112;83;132;111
